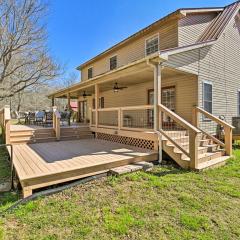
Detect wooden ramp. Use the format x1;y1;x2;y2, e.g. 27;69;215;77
11;139;158;197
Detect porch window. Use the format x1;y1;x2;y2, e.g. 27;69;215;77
110;56;117;70
88;67;93;79
92;97;104;109
203;82;213;114
145;35;159;56
99;97;104;108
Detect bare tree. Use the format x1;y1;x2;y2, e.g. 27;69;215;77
0;0;59;100
62;72;79;88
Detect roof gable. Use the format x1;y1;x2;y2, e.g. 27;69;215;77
197;1;240;42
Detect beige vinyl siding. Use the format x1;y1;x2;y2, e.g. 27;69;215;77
79;74;198;123
178;13;217;46
166;12;240;125
81;20;178;81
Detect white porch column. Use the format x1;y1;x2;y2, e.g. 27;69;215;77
95;84;99;128
153;63;162;131
153;62;163;164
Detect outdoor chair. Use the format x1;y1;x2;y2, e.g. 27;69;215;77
28;112;36;125
44;111;53;127
35;111;45;125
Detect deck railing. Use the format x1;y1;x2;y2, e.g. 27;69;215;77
159;104;201;168
53;106;61;140
0;105;11;144
91;105;154;131
192;107;234;156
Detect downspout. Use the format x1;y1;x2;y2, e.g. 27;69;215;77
147;59;163;164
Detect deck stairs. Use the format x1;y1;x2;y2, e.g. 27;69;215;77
9;126;94;144
162;130;230;170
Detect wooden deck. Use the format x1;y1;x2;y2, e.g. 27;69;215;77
11;139;158;197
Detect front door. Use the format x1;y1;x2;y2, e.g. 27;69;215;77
79;100;87;122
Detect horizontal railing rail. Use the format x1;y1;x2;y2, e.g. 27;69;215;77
90;105;154;132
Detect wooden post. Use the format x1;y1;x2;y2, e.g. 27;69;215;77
224;126;232;156
189;131;199;169
192;107;199;127
55;117;60;141
5;119;10;144
95;84;99;128
53;106;60;141
67;93;71;126
4;105;11;144
118;108;121;130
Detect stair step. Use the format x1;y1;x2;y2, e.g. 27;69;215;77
10;132;33;137
182;151;224;162
196;156;230;170
109;161;153;175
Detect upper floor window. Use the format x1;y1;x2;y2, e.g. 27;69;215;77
88;67;93;79
110;56;117;70
203;81;212;114
145;35;159;56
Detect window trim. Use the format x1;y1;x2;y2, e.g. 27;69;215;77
202;81;213;120
145;33;160;56
109;55;118;71
87;67;93;79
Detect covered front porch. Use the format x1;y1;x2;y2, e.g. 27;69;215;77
51;59;198;138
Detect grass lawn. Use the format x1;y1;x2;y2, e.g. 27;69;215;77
0;128;11;186
0;150;240;239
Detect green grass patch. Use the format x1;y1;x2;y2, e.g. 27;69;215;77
0;151;240;239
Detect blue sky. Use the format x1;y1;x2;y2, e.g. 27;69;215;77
47;0;234;79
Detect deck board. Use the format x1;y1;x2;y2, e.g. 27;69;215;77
11;139;158;194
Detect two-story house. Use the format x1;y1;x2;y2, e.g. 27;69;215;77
49;1;240;170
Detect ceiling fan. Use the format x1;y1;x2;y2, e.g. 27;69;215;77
113;82;128;92
81;91;92;98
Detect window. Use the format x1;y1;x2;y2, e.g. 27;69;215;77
88;67;93;79
238;90;240;115
110;56;117;70
99;97;104;108
145;35;159;56
203;82;213;114
92;97;104;109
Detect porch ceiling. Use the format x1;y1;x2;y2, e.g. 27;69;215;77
53;62;195;99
